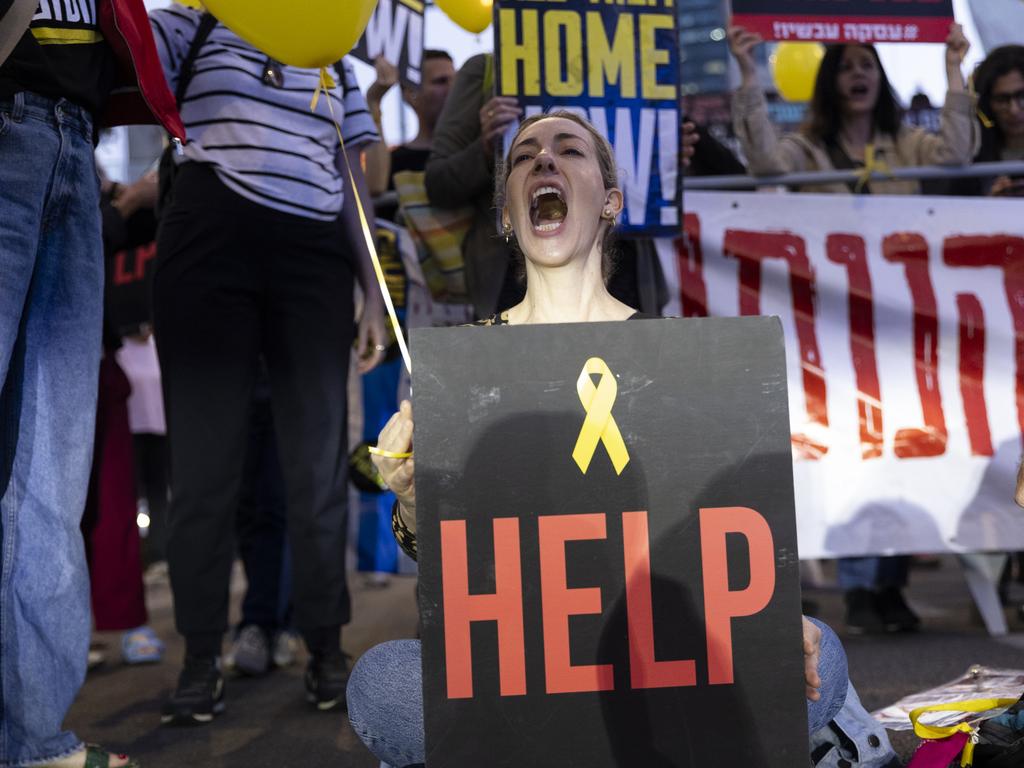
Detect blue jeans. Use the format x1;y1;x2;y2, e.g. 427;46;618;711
837;556;910;591
347;619;893;768
0;92;103;766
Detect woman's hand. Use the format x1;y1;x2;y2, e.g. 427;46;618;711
356;295;387;374
802;616;822;702
682;121;700;168
945;22;969;92
373;400;416;523
727;25;763;87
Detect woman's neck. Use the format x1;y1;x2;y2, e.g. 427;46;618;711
507;249;634;325
839;113;875;153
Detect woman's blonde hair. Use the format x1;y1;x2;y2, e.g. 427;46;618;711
495;110;620;281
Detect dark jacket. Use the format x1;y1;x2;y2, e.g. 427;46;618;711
424;53;513;319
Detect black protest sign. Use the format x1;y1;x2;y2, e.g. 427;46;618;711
730;0;954;43
411;317;807;768
494;0;682;237
352;0;425;86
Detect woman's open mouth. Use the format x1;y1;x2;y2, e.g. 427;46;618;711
530;186;568;234
849;83;870;98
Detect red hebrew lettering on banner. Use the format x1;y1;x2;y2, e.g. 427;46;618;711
538;514;615;694
723;230;829;460
653;192;1024;559
826;234;884;460
955;294;994;456
440;518;526;699
676;213;709;318
943;235;1024;447
882;233;947;458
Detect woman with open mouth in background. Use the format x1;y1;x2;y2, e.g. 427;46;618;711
345;111;898;768
728;22;977;195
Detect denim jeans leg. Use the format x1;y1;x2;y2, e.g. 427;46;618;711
806;618;849;734
837;557;881;591
0;94;102;767
347;640;426;768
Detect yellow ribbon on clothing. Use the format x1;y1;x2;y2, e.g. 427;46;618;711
854;143;892;193
909;698;1018;767
572;358;630;475
312;68;412;373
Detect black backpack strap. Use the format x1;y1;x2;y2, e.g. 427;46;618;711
333;59;347;92
175;11;218;108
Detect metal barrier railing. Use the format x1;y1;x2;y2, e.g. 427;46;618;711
682;160;1024;191
370;161;1024;210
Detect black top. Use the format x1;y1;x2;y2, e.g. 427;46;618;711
389;145;431;183
0;2;116;116
378;144;432;222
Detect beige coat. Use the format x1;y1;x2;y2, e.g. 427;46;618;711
732;86;980;195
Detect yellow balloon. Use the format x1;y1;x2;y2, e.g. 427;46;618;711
174;0;203;7
436;0;493;34
772;42;825;102
200;0;377;69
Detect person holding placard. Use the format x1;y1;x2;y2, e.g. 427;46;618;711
347;111;897;768
728;22;977;195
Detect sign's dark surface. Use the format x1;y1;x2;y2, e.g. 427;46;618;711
411;317;807;768
730;0;954;42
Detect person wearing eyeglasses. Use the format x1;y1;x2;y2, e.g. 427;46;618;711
148;5;387;725
954;45;1024;197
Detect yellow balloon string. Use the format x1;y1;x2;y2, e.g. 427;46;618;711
909;698;1018;767
854;143;892;193
312;67;412;373
572;357;630;475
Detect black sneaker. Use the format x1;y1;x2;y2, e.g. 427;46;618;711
876;586;921;632
304;653;349;711
161;656;225;726
844;588;884;634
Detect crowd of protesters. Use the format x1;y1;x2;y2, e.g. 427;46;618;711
2;0;1024;764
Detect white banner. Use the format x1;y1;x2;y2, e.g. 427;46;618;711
656;191;1024;559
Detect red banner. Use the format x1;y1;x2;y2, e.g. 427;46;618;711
730;0;954;43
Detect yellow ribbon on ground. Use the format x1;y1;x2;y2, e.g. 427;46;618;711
312;68;412;373
572;358;630;475
854;143;892;193
910;698;1019;767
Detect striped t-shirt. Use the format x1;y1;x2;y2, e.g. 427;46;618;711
150;6;378;221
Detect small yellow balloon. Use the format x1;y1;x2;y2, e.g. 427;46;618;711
199;0;377;69
436;0;493;34
772;42;825;102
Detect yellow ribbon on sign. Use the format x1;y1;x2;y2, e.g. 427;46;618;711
572;358;630;475
909;698;1019;767
854;143;892;194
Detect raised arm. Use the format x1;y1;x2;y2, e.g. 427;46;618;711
909;23;979;166
424;54;521;208
729;26;814;175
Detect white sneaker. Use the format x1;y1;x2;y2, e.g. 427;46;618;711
272;629;301;668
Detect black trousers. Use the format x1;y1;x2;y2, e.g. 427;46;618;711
154;164;354;655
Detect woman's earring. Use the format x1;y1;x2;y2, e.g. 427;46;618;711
503;224;513;244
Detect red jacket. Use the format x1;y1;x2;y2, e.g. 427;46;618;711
98;0;184;141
